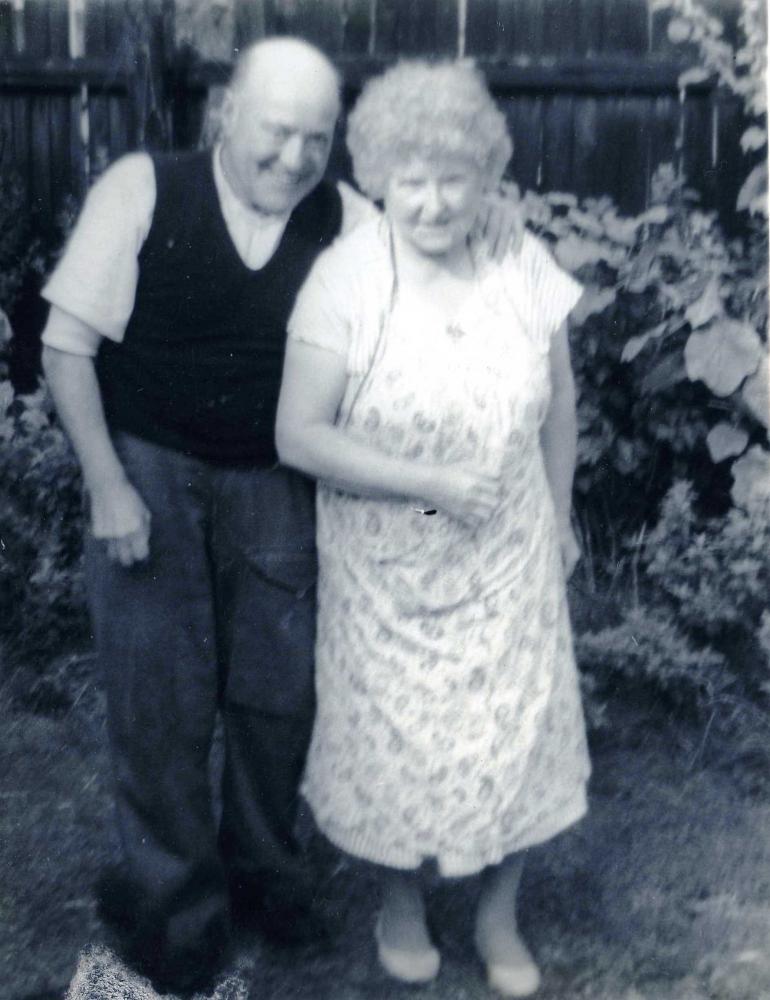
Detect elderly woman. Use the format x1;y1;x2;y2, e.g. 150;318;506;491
276;60;590;997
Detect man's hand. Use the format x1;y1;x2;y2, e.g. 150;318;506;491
90;478;151;566
474;186;525;261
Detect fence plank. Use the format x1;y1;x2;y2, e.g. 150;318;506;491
23;0;51;57
541;95;576;193
0;0;13;54
714;95;749;226
647;93;679;193
48;90;72;215
263;0;347;52
0;84;14;162
48;0;70;57
502;0;544;57
233;0;266;50
504;95;545;192
338;0;371;54
542;0;581;58
85;0;109;55
30;95;53;219
464;0;501;57
682;91;717;206
11;95;31;195
374;0;457;56
68;88;87;201
600;0;648;54
108;92;129;157
575;0;604;56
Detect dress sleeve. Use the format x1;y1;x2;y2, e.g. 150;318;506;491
41;153;155;343
516;233;584;353
287;248;353;361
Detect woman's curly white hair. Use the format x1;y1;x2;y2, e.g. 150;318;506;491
347;60;512;201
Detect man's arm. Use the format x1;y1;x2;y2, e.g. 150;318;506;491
42;312;150;567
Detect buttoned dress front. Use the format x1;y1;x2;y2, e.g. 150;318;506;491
288;220;591;877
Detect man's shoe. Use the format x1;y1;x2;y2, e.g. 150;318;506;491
95;865;231;996
229;872;334;948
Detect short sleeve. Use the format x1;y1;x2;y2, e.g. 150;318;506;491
41;153;155;342
287;250;353;360
41;306;102;357
515;233;583;353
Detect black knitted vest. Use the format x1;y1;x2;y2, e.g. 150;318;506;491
96;150;342;465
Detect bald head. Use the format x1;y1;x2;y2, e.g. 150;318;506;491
230;37;341;119
220;37;341;214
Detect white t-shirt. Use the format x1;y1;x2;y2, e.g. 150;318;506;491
41;147;378;356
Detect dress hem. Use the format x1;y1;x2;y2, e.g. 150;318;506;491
304;782;589;877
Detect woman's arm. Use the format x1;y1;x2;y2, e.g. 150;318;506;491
275;340;501;527
539;323;580;576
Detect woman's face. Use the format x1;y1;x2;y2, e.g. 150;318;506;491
384;156;485;259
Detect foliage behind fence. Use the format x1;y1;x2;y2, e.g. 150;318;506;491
0;0;753;232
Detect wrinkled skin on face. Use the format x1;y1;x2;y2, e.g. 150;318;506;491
220;44;340;215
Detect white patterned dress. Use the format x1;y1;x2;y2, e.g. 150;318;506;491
287;219;591;876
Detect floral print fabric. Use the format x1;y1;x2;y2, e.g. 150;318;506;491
289;223;591;876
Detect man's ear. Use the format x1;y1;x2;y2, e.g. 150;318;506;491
219;89;237;137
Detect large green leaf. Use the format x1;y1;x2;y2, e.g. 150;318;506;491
731;445;770;509
741;126;768;153
601;212;639;246
667;17;691;43
621;321;668;363
706;423;749;462
571;287;617;326
742;357;769;428
555;233;619;271
684;320;763;396
0;308;11;348
684;279;723;330
737;163;769;216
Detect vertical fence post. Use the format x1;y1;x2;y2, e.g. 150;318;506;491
69;0;90;191
11;0;25;52
457;0;466;56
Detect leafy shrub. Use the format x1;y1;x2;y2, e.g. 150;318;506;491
0;380;88;677
577;481;770;720
512;167;768;561
0;168;45;320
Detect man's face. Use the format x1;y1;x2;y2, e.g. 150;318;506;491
221;80;338;215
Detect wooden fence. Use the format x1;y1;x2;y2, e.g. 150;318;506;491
0;0;752;235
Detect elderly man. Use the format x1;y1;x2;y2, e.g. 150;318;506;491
42;36;520;996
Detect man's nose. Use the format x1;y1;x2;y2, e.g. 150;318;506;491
280;135;305;173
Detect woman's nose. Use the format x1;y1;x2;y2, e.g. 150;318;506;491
422;183;446;217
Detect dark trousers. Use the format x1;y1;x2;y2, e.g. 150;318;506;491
85;433;318;963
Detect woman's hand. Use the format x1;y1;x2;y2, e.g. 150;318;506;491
428;465;502;528
557;519;581;578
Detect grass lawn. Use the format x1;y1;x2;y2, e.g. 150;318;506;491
2;661;770;1000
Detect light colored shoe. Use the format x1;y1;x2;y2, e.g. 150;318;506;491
474;929;541;997
374;912;441;984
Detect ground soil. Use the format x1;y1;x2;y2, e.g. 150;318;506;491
2;673;770;1000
